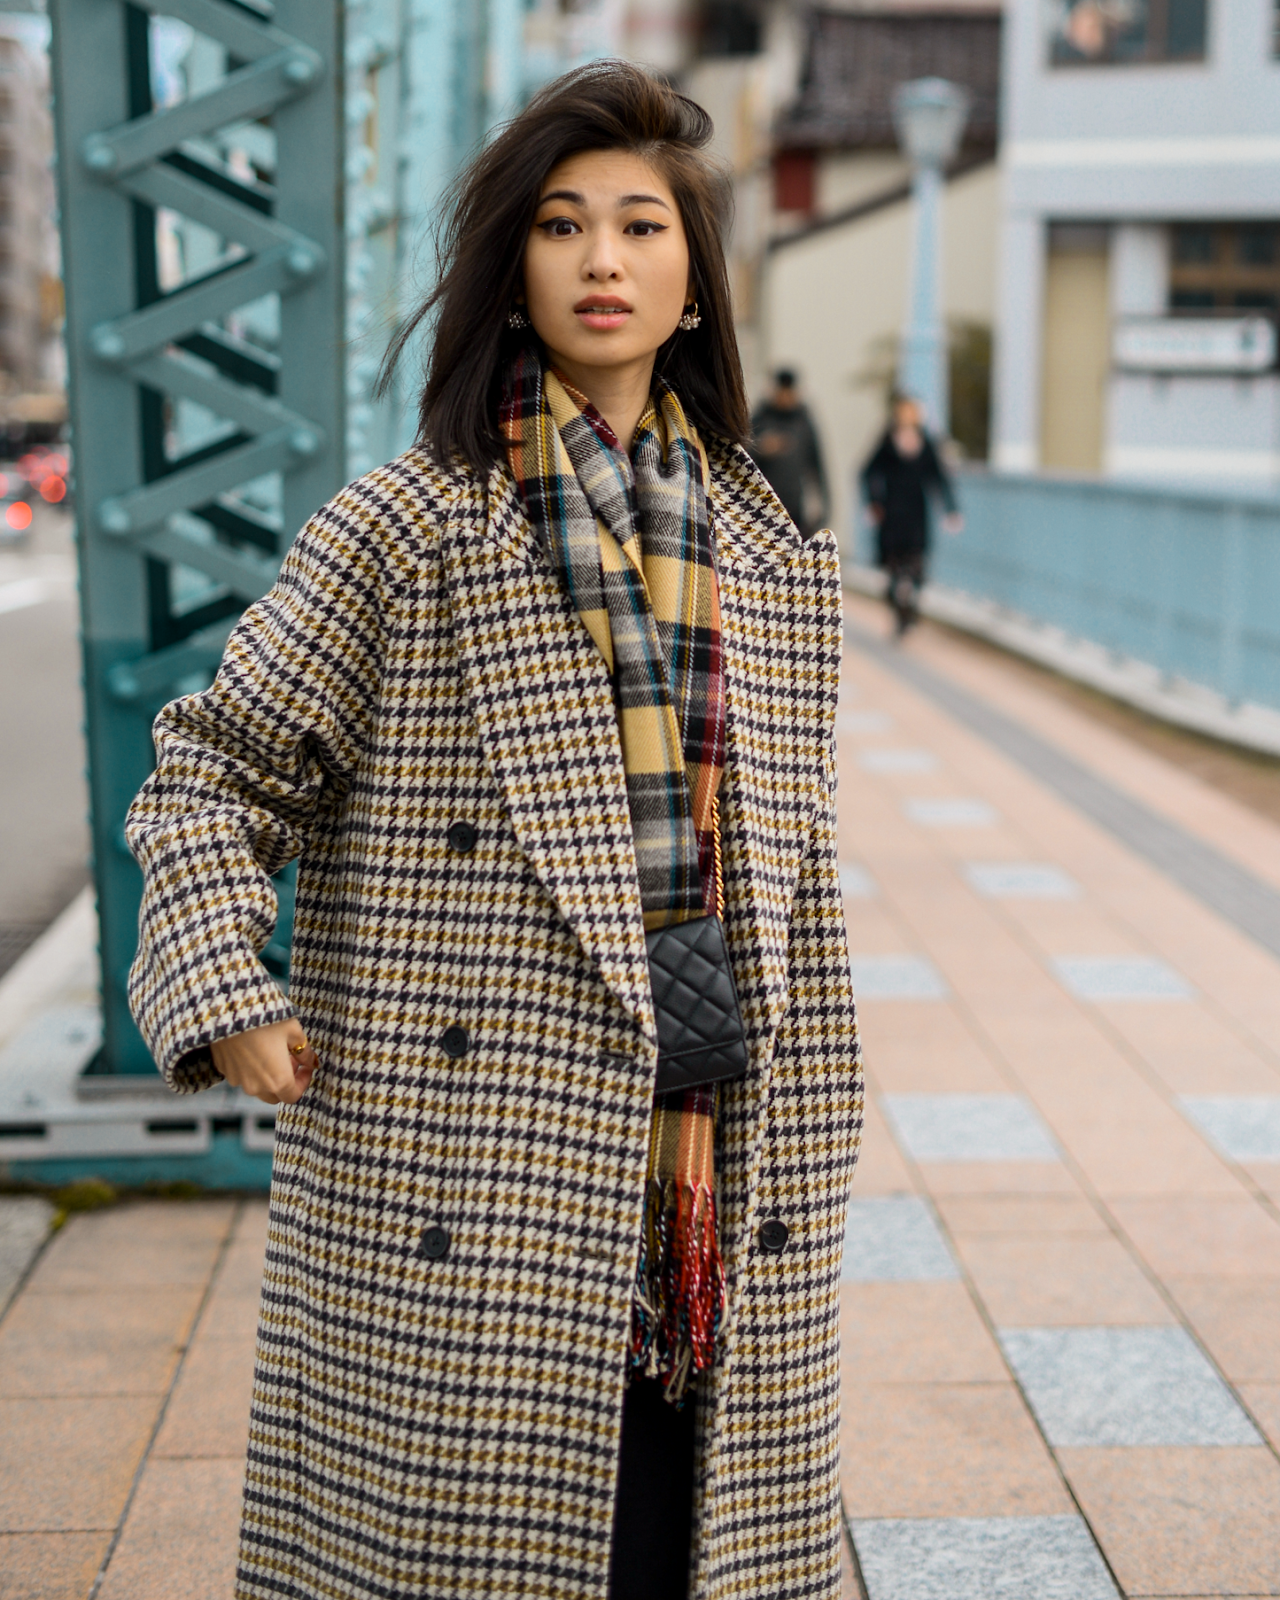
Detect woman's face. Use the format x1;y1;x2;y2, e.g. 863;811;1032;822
523;148;691;381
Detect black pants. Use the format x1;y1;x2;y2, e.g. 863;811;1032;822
886;555;926;635
608;1378;697;1600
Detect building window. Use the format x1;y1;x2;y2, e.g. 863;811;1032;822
1169;223;1280;313
773;149;816;219
1048;0;1208;65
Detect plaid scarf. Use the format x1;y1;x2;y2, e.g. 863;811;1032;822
501;350;728;1403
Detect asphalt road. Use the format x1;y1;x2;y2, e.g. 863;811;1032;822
0;500;90;975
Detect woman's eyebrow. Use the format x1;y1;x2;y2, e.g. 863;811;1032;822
535;188;672;211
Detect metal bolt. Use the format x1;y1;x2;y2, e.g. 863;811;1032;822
290;428;320;457
98;498;132;534
286;244;318;278
91;325;126;361
283;53;318;85
82;137;116;173
107;665;140;701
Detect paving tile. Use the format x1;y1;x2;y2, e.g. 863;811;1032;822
1166;1278;1280;1384
152;1336;256;1459
0;1199;53;1316
999;1327;1260;1446
0;1531;112;1600
1245;1162;1280;1205
0;1397;157;1531
96;1456;243;1600
837;709;893;735
1052;956;1193;1002
958;1237;1173;1327
904;798;1001;829
28;1202;234;1292
884;1095;1059;1163
839;1522;861;1600
935;1194;1107;1236
1180;1096;1280;1162
851;1096;916;1196
840;1283;1007;1383
964;863;1081;900
849;956;948;1000
858;748;939;775
918;1161;1079;1196
1238;1383;1280;1452
849;1516;1119;1600
197;1283;262;1343
855;1005;1008;1094
842;1197;958;1282
0;1286;204;1398
839;863;877;898
840;1382;1071;1519
1111;1197;1280;1279
1059;1446;1280;1595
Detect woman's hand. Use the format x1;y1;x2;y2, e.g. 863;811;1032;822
211;1017;317;1106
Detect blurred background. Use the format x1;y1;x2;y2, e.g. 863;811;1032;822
0;0;1276;1162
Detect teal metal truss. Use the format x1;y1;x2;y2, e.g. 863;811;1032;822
51;0;346;1080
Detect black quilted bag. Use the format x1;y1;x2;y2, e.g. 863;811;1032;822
646;799;748;1095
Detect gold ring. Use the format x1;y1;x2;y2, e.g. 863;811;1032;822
289;1042;308;1056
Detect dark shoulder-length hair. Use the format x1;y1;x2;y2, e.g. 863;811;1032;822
381;61;750;469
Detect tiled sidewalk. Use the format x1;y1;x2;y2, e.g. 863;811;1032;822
2;592;1279;1597
838;593;1280;1598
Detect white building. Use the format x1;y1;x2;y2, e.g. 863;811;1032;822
993;0;1280;490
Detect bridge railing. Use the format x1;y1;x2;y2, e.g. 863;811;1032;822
925;472;1280;714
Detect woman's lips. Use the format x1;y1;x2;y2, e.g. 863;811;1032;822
575;305;632;330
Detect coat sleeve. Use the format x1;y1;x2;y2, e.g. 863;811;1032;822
125;486;415;1092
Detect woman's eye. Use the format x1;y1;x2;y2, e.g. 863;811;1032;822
627;220;667;237
538;217;580;238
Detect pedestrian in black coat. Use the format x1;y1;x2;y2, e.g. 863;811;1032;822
749;369;829;536
860;394;962;635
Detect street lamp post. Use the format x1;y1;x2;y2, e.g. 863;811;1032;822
893;76;970;437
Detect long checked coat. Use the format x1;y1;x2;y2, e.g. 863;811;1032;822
126;435;863;1600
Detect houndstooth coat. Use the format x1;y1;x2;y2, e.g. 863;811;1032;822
127;437;863;1600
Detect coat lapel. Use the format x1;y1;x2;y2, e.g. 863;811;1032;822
437;460;655;1035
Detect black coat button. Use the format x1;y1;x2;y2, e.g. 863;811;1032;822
440;1026;470;1058
447;821;478;853
420;1224;451;1260
759;1219;789;1254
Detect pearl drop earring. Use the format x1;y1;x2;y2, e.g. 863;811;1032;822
507;308;530;330
678;302;701;331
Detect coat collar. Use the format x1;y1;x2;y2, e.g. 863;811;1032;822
432;445;832;1057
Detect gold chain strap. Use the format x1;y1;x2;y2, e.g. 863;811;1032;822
712;794;725;920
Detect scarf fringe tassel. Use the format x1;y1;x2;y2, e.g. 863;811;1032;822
630;1176;727;1406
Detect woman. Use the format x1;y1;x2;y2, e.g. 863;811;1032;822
127;63;862;1600
860;392;962;636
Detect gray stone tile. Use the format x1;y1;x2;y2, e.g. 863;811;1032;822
0;1197;53;1314
1179;1095;1280;1162
882;1094;1059;1163
858;748;938;775
1053;956;1193;1001
851;1515;1119;1600
837;709;892;735
964;863;1080;900
849;956;947;1000
998;1326;1261;1447
842;1197;959;1282
839;863;877;899
904;797;1000;828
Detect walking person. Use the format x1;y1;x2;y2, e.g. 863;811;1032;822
748;368;829;536
125;63;862;1600
860;392;962;636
